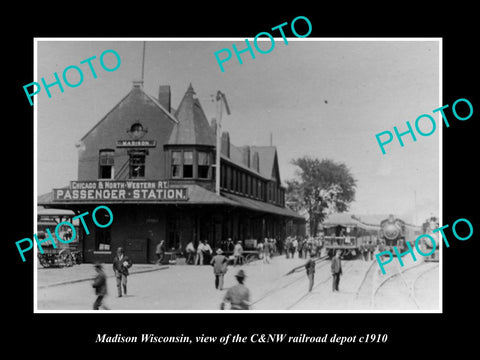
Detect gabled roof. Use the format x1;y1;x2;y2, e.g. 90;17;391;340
250;146;280;181
167;84;216;146
80;83;177;142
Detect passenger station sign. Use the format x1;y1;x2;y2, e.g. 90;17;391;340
53;180;188;202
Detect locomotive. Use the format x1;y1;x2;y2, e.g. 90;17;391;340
378;215;421;255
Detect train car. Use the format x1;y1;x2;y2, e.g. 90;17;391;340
322;213;379;259
378;215;420;255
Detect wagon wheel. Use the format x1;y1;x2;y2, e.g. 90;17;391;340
63;253;74;267
38;254;50;268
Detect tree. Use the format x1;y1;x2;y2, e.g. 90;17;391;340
286;157;357;236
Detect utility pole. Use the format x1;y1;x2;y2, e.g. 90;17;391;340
215;91;231;195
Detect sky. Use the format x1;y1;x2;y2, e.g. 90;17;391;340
36;38;440;225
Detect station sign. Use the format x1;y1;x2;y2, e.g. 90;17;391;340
53;180;188;202
116;140;157;148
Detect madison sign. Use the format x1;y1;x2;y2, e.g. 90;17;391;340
53;180;188;202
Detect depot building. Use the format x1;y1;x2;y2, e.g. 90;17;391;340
38;81;305;264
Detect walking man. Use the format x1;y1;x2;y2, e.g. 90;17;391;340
92;263;109;310
305;254;316;292
210;248;228;290
331;249;342;292
112;247;132;297
155;240;165;265
220;269;251;310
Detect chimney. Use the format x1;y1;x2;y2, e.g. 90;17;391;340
158;85;171;112
241;146;250;167
221;132;230;157
252;151;260;172
210;118;217;135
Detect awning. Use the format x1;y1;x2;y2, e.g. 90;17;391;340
222;192;305;220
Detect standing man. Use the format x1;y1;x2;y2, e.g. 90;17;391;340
112;247;132;297
368;240;374;261
233;241;243;266
196;241;205;265
155;240;165;265
220;269;251;310
210;249;228;290
331;249;343;292
285;237;291;259
257;240;264;261
305;254;316;292
202;240;213;264
92;263;109;310
185;240;195;264
291;237;298;258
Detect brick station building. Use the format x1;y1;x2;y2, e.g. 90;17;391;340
38;81;305;264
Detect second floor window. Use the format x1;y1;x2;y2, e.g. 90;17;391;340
198;151;210;179
99;150;114;179
172;151;182;178
183;151;193;178
129;150;146;178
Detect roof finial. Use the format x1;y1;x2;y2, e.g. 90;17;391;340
186;83;196;96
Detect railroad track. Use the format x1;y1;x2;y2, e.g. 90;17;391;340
251;255;330;307
411;263;439;309
252;255;360;310
371;261;439;310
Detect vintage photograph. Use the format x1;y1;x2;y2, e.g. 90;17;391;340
34;38;441;312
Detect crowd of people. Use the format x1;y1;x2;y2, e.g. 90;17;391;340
284;235;324;259
152;235;329;268
91;234;378;310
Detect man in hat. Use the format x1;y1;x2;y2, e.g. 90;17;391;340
220;269;251;310
210;248;228;290
92;263;109;310
331;249;343;292
112;247;132;297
